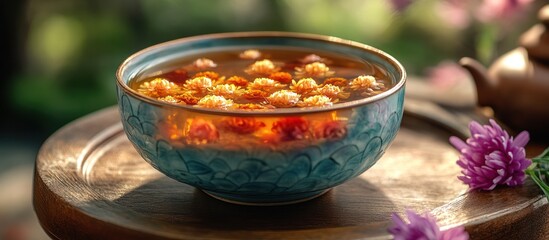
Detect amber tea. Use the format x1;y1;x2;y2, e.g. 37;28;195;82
129;47;392;110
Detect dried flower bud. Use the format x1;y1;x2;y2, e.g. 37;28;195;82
239;49;262;60
222;117;266;134
192;58;217;69
209;84;242;99
226;76;249;87
138;78;178;98
196;95;234;109
323;77;348;87
183;76;213;94
267;90;301;108
290;78;319;95
272;117;310;141
268;72;293;84
349;75;378;91
248;78;287;93
245;59;280;75
295;62;334;79
193;71;220;80
299;95;333;107
186;119;219;144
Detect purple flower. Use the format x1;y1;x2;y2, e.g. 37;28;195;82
388;210;469;240
450;119;531;191
388;0;415;12
435;0;472;29
476;0;534;23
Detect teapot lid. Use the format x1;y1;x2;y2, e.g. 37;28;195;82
520;4;549;61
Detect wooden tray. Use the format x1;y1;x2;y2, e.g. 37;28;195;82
33;106;548;240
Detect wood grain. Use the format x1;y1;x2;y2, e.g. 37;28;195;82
33;106;548;239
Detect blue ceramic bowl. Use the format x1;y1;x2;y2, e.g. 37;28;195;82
116;32;406;205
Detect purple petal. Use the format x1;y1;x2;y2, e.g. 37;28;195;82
450;136;468;150
440;226;469;240
513;131;529;147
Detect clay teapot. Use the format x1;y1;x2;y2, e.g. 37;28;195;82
460;5;549;138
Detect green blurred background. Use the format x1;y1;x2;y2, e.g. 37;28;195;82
0;0;544;238
3;0;542;142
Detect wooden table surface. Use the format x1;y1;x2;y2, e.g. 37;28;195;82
33;103;549;240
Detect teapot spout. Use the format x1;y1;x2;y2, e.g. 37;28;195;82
459;57;493;107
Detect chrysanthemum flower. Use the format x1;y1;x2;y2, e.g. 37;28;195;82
173;91;200;105
267;90;301;108
157;95;181;104
295;62;335;79
209;84;242;99
388;210;469;240
196;95;234;110
268;72;293;84
298;95;333;107
317;84;349;100
290;78;319;95
299;54;330;64
193;71;220;80
186;119;219;144
138;78;178;98
226;76;249;87
450;119;531;191
349;75;378;91
241;89;269;102
191;58;217;69
183;76;213;94
314;120;347;140
245;59;280;75
247;78;286;93
239;49;262;60
322;77;348;88
222;117;266;134
271;117;310;141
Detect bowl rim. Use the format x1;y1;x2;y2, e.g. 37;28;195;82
116;31;406;116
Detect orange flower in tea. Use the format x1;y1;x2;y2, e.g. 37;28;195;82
314;120;347;140
186;119;219;144
318;84;349;100
272;117;310;141
209;84;243;99
130;47;392;111
226;76;249;87
138;78;178;98
245;59;280;75
173;91;200;105
248;78;287;93
290;78;319;95
183;76;213;94
193;71;220;80
349;75;378;91
196;95;234;109
268;72;293;84
295;62;334;79
241;89;269;102
299;95;333;107
323;77;348;87
222;117;266;134
267;90;301;108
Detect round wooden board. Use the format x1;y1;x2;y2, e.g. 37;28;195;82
34;106;548;240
